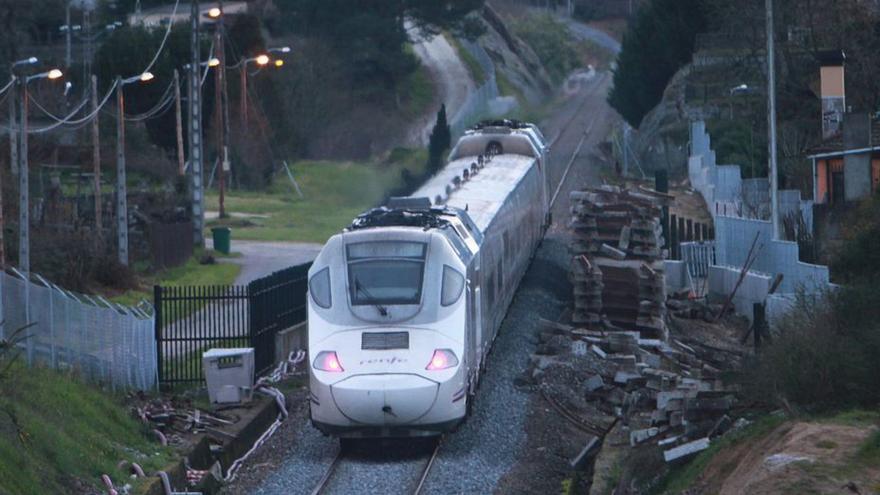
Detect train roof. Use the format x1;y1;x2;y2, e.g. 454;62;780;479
413;154;536;233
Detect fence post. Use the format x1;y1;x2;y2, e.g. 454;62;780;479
655;170;669;249
154;285;163;387
753;302;766;350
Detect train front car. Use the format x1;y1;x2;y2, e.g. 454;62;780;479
307;204;479;438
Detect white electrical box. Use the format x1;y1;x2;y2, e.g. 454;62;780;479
203;348;255;404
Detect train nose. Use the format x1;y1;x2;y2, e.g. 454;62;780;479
330;374;439;425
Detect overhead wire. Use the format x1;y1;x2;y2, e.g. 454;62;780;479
123;77;176;121
0;77;14;98
140;0;181;76
28;80;119;133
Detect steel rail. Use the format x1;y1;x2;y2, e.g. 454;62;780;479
311;448;343;495
413;438;442;495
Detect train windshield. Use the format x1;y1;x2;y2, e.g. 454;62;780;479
347;242;426;306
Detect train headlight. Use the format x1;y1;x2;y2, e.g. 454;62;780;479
309;267;332;308
441;265;465;306
426;349;459;371
313;351;344;372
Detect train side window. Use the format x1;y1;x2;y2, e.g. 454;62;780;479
309;267;332;309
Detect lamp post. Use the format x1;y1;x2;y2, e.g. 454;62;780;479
115;72;154;266
176;58;218;176
728;84;748;120
3;56;39;268
19;68;63;275
238;53;271;132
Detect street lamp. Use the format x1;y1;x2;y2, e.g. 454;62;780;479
238;54;272;133
2;56;39;268
268;46;291;54
17;67;64;275
274;59;284;68
207;7;222;19
114;72;154;266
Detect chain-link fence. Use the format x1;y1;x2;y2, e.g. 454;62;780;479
450;40;501;138
0;269;156;391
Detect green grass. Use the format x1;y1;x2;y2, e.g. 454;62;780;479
449;35;487;85
401;54;435;118
856;429;880;464
653;414;788;494
206;148;428;243
0;364;174;494
110;250;241;309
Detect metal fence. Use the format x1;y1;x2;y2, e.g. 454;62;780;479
450;40;500;138
0;269;156;391
154;262;311;387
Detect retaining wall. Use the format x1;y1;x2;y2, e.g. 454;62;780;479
685;121;831;323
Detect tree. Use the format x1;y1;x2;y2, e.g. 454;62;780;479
94;25;208;151
427;104;451;173
272;0;485;89
608;0;708;127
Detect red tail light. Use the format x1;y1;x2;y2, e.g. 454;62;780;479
313;351;344;372
426;349;459;371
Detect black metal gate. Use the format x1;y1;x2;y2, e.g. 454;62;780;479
154;262;312;387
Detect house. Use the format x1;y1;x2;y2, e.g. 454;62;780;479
807;50;880;205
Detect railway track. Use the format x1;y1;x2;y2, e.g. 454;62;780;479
311;438;442;495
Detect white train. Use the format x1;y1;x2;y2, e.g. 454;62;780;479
307;121;550;437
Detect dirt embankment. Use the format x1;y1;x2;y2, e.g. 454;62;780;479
687;420;880;495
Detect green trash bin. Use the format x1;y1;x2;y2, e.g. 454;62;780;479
212;227;232;254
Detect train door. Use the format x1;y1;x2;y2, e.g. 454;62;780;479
468;273;481;388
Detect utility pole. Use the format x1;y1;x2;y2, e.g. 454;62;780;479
174;69;185;175
115;76;129;266
19;80;29;274
218;0;230;219
240;62;248;132
766;0;780;239
65;2;72;68
189;0;205;246
9;79;17;176
92;74;102;240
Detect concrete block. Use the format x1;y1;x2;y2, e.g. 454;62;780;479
630;427;660;446
585;374;604;393
664;437;710;462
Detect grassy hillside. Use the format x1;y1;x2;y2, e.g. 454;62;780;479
206;148;428;243
0;365;174;494
655;411;880;494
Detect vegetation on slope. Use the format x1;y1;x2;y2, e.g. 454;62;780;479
608;0;708;127
0;363;173;494
510;14;581;85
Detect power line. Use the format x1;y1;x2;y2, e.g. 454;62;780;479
140;0;181;75
28;80;119;133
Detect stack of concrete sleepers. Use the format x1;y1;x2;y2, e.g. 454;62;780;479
569;186;669;339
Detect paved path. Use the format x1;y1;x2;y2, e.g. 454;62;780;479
564;19;622;53
409;29;475;145
206;239;322;285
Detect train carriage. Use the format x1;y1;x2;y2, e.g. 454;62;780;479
307;121;549;437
